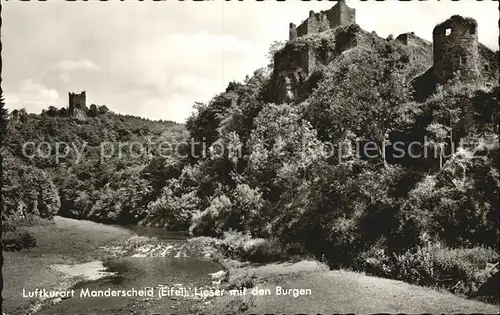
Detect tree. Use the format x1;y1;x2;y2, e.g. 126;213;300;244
245;103;325;233
98;105;109;115
19;108;28;123
46;106;58;117
307;46;414;167
266;40;285;72
58;107;68;117
0;92;6;313
87;104;98;118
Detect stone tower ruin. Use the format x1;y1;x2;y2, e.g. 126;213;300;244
289;0;356;41
432;15;479;86
68;91;87;119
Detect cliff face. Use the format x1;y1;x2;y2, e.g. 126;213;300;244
272;24;434;105
273;24;364;104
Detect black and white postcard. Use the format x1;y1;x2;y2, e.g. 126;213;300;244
0;0;498;314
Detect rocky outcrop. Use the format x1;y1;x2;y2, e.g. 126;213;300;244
272;24;375;105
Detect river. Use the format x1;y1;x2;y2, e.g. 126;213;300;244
5;217;222;315
5;217;498;315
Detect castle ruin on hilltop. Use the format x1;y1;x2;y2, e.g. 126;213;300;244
432;15;480;85
289;0;355;41
274;1;498;104
415;14;497;99
68;91;87;119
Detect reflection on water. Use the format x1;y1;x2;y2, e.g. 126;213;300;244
37;229;220;315
50;261;116;282
103;256;220;284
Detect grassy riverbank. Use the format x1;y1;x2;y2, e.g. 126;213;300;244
3;217;223;315
204;260;499;314
4;217;498;314
191;236;500;314
2;217;133;314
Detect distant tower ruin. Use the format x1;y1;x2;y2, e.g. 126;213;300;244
68;91;87;119
289;23;298;41
289;0;356;40
432;15;479;86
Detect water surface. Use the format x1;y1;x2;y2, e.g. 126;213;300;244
36;223;220;315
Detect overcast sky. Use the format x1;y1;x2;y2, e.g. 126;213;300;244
3;0;498;123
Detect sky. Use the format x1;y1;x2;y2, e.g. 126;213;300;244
3;0;498;123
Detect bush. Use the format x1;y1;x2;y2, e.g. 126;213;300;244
2;152;61;222
218;230;305;263
389;242;498;295
190;194;233;237
2;231;37;251
145;189;200;230
354;233;499;296
189;185;266;237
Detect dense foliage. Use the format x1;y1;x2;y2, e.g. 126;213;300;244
2;29;499;298
3;108;187;225
177;38;499;296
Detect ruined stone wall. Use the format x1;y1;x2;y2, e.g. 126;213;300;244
326;0;355;28
296;10;330;38
282;8;492;106
396;32;433;78
293;1;356;39
478;44;499;85
289;23;298;41
273;24;367;104
296;21;308;38
68;91;87;119
396;32;431;48
334;24;366;53
433;15;479;86
396;33;413;45
273;46;311;104
340;3;356;26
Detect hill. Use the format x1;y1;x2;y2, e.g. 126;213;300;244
156;9;499;301
2;109;187;228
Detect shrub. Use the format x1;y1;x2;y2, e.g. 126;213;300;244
390;242;498;295
145;189;200;230
2;153;60;222
2;231;37;252
218;230;305;263
189;185;267;237
190;195;232;237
